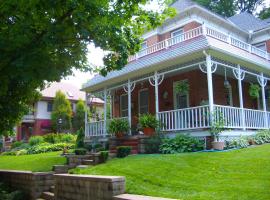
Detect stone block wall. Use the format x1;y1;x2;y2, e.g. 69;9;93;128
0;170;54;200
54;174;125;200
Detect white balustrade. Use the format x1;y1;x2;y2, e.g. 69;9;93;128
205;27;228;42
214;105;242;128
158;105;210;131
251;46;268;59
244;109;266;129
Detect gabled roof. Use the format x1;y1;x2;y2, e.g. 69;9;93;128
228;12;269;32
170;0;196;12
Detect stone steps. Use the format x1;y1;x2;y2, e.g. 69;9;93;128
41;191;54;200
82;159;94;165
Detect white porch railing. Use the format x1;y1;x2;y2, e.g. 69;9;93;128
214;105;242;128
244;108;266;129
85;117;128;138
158;105;210;131
128;25;270;62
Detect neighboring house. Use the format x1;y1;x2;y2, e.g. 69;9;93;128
17;82;104;141
82;0;270;143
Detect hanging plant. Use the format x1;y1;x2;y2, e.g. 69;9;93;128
175;81;189;95
249;83;260;99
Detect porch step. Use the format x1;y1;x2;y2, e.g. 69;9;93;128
76;165;90;169
121;141;139;146
53;165;70;173
41;191;54;200
82;159;94;165
49;186;55;193
110;145;138;151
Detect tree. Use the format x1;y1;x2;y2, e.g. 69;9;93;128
0;0;174;135
51;91;72;132
73;99;86;131
236;0;264;14
259;6;270;19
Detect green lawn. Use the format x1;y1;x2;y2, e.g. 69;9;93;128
0;152;66;172
71;144;270;200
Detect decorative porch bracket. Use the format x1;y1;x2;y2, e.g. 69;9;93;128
257;73;268;128
149;71;164;119
233;65;246;130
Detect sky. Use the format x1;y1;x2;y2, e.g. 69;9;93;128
62;0;270;88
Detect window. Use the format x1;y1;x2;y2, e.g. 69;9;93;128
141;41;147;49
173;80;189;109
225;86;233;106
139;41;148;57
254;42;266;51
139;89;149;115
171;28;183;38
120;94;128;117
47;102;53;112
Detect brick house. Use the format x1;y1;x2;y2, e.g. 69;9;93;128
16;82;103;141
82;0;270;143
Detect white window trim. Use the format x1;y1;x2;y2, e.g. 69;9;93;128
141;41;147;50
171;28;183;38
120;94;128;117
138;88;149;115
173;80;190;110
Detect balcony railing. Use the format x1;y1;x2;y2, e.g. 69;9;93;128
22;114;35;122
128;25;270;62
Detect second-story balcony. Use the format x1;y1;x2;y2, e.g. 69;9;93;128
22;113;35;123
128;25;270;63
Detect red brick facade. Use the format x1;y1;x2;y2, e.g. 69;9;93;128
112;69;257;127
266;40;270;53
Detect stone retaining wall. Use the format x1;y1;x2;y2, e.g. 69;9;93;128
54;174;125;200
0;170;54;200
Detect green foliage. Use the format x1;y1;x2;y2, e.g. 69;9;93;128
27;143;74;154
0;182;25;200
116;146;131;158
28;136;44;146
253;130;270;144
10;141;23;149
99;151;109;163
76;128;85;148
175;81;189;95
210;111;225;141
15;149;28;156
51;91;73;132
138;114;159;129
74;148;87;155
249;83;260;99
0;0;172;136
144;134;163;154
108;119;129;135
160;134;204;154
259;6;270;19
73;99;86;131
226;136;250;149
43;133;76;144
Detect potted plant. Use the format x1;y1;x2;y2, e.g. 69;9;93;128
138;114;159;136
210;111;225;150
108;118;129;138
175;81;189;95
249;83;260;99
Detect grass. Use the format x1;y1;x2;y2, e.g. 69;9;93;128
0;151;66;172
71;144;270;200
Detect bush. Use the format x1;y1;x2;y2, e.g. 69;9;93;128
29;136;44;146
76;128;85;148
43;133;76;144
0;182;25;200
1;151;17;156
74;148;87;155
99;151;109;163
116;146;131;158
108;119;129;136
160;134;204;154
138;114;159;129
15;149;28;156
254;130;270;144
145;134;163;154
226;136;249;149
27;143;74;154
10;141;23;149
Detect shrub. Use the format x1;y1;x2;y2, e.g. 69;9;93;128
43;133;76;144
29;136;44;146
99;151;109;163
0;182;25;200
226;136;249;149
138;114;159;129
11;141;23;149
1;151;17;156
27;143;74;154
15;149;27;156
74;148;87;155
160;134;204;154
145;134;163;154
108;119;129;136
254;130;270;144
76;128;85;148
116;146;131;158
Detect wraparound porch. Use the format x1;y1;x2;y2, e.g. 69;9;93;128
84;55;270;139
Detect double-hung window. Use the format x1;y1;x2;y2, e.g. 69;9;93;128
138;89;149;115
120;94;128;117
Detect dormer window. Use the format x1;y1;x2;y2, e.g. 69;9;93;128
254;42;266;51
171;28;183;38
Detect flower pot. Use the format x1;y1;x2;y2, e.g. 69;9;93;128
115;132;124;138
212;141;224;150
143;127;155;136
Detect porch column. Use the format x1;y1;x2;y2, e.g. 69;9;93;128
103;88;107;136
206;54;214;114
236;65;246;130
258;73;268;128
127;79;132;135
154;71;159;119
84;92;88;136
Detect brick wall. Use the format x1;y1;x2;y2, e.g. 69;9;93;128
54;174;125;200
266;40;270;53
0;170;54;200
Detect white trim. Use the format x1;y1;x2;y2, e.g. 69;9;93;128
254;42;267;52
170;28;184;38
173;80;190;110
138;88;149;115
